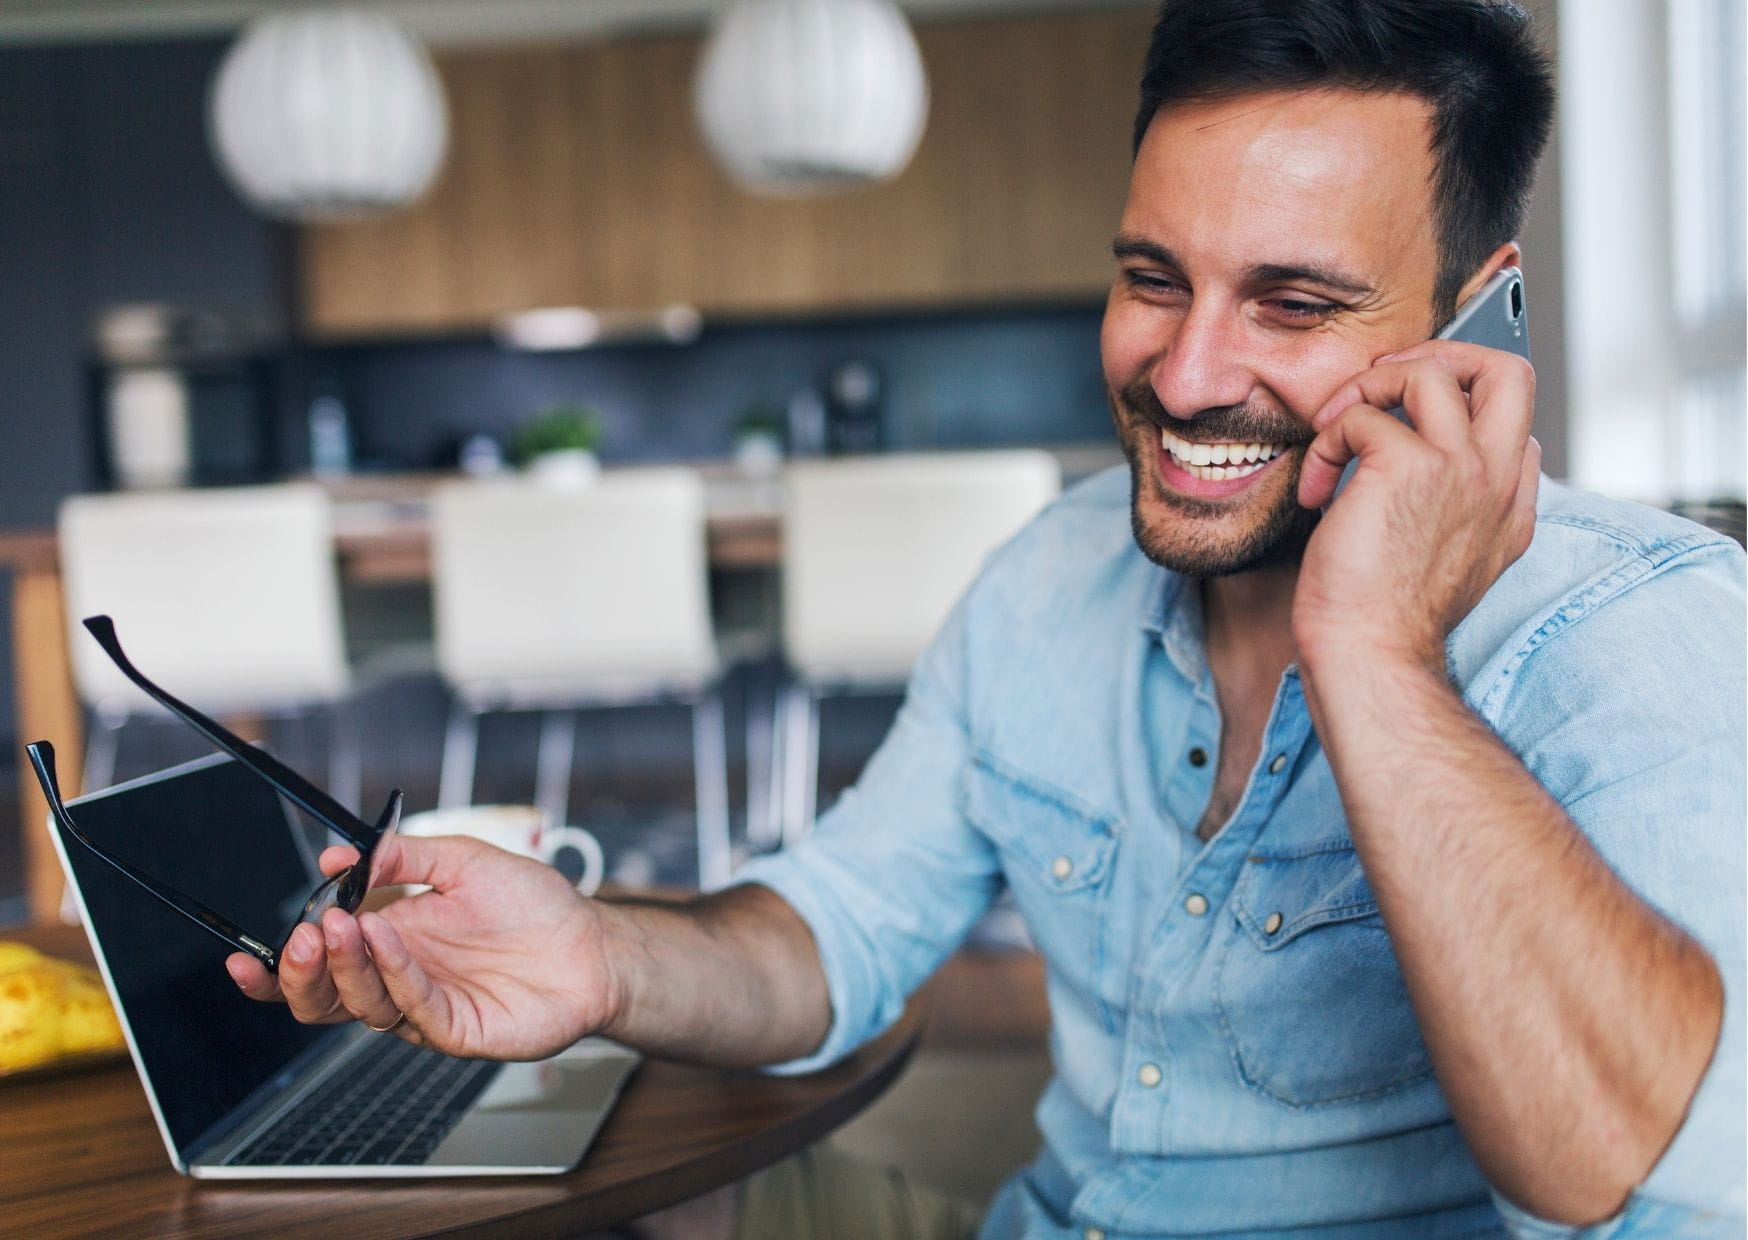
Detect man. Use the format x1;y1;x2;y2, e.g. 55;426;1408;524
230;1;1745;1236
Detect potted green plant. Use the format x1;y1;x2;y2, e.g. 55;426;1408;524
731;403;785;478
512;405;604;485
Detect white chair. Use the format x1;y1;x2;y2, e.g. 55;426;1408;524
762;450;1061;846
430;468;731;890
58;483;357;804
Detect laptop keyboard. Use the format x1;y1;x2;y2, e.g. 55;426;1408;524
227;1036;500;1167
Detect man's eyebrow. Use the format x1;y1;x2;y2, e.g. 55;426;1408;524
1110;234;1377;300
1111;234;1178;266
1248;262;1377;299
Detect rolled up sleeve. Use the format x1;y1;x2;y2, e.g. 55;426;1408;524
732;600;1004;1075
1487;542;1746;1236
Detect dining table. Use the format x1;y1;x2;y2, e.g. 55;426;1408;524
0;921;929;1238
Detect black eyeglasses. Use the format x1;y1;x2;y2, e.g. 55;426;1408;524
26;614;402;972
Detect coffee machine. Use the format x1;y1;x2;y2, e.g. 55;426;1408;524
823;358;884;455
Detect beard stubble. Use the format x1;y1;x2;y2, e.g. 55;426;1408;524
1110;376;1321;578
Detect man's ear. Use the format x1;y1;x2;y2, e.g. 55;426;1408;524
1453;241;1523;311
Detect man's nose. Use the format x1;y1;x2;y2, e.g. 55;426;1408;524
1148;301;1255;420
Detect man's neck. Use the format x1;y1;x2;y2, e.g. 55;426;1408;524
1200;562;1300;687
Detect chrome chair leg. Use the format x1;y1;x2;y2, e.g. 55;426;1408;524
438;700;481;809
327;701;363;815
779;683;820;847
535;709;578;830
692;691;733;890
776;684;801;846
82;714;122;795
744;678;781;851
799;689;820;842
766;679;789;848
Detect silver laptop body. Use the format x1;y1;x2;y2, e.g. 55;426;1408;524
52;752;639;1179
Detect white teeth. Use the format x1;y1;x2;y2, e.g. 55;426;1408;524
1183;459;1265;481
1159;430;1289;480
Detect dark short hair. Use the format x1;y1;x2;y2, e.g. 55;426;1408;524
1133;0;1555;319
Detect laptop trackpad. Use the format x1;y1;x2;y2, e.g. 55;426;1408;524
427;1053;636;1169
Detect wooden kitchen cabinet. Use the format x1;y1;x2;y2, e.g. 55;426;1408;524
298;7;1152;337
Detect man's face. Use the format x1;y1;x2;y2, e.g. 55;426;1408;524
1102;88;1444;577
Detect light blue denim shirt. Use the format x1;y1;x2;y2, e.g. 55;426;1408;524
737;466;1746;1239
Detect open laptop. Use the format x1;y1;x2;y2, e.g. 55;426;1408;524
51;751;640;1179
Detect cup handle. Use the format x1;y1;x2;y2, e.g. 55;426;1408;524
539;825;605;897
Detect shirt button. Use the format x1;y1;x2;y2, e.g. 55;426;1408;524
1051;856;1073;881
1264;912;1284;935
1187;747;1208;767
1136;1062;1162;1088
1183;893;1209;916
1085;1229;1107;1240
1268;753;1287;774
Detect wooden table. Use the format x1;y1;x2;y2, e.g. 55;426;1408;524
0;923;923;1238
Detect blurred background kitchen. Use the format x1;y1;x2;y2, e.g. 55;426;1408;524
0;0;1743;909
0;0;1740;1199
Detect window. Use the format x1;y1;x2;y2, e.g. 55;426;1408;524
1562;0;1746;504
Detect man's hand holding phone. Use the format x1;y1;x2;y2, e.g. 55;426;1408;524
1291;337;1541;676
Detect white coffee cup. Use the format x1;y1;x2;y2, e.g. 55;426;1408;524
396;805;604;897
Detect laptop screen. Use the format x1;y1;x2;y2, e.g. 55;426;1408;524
62;754;335;1152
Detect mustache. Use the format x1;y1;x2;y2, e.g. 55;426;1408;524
1115;376;1313;446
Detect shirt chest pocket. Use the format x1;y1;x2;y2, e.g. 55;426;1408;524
963;755;1122;1026
1215;845;1435;1108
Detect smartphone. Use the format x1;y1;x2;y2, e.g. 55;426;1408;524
1331;265;1531;498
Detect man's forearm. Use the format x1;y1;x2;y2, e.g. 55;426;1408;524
593;883;833;1068
1302;652;1723;1225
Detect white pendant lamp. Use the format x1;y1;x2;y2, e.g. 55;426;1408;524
207;9;448;222
695;0;929;197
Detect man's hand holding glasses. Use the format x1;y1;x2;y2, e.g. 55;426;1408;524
30;614;619;1057
229;831;621;1061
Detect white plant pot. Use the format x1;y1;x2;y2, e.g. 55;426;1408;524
526;449;600;487
733;431;783;478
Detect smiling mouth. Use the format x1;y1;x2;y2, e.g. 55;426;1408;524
1158;429;1292;481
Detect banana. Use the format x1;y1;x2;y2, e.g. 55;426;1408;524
0;966;64;1071
0;942;45;974
0;944;125;1071
56;977;125;1056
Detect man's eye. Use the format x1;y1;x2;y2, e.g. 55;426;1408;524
1124;270;1184;295
1268;298;1339;320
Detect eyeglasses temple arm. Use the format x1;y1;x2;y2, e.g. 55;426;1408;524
81;615;373;849
25;741;281;969
373;789;404;837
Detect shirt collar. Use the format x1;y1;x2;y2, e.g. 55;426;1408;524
1141;567;1209;684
